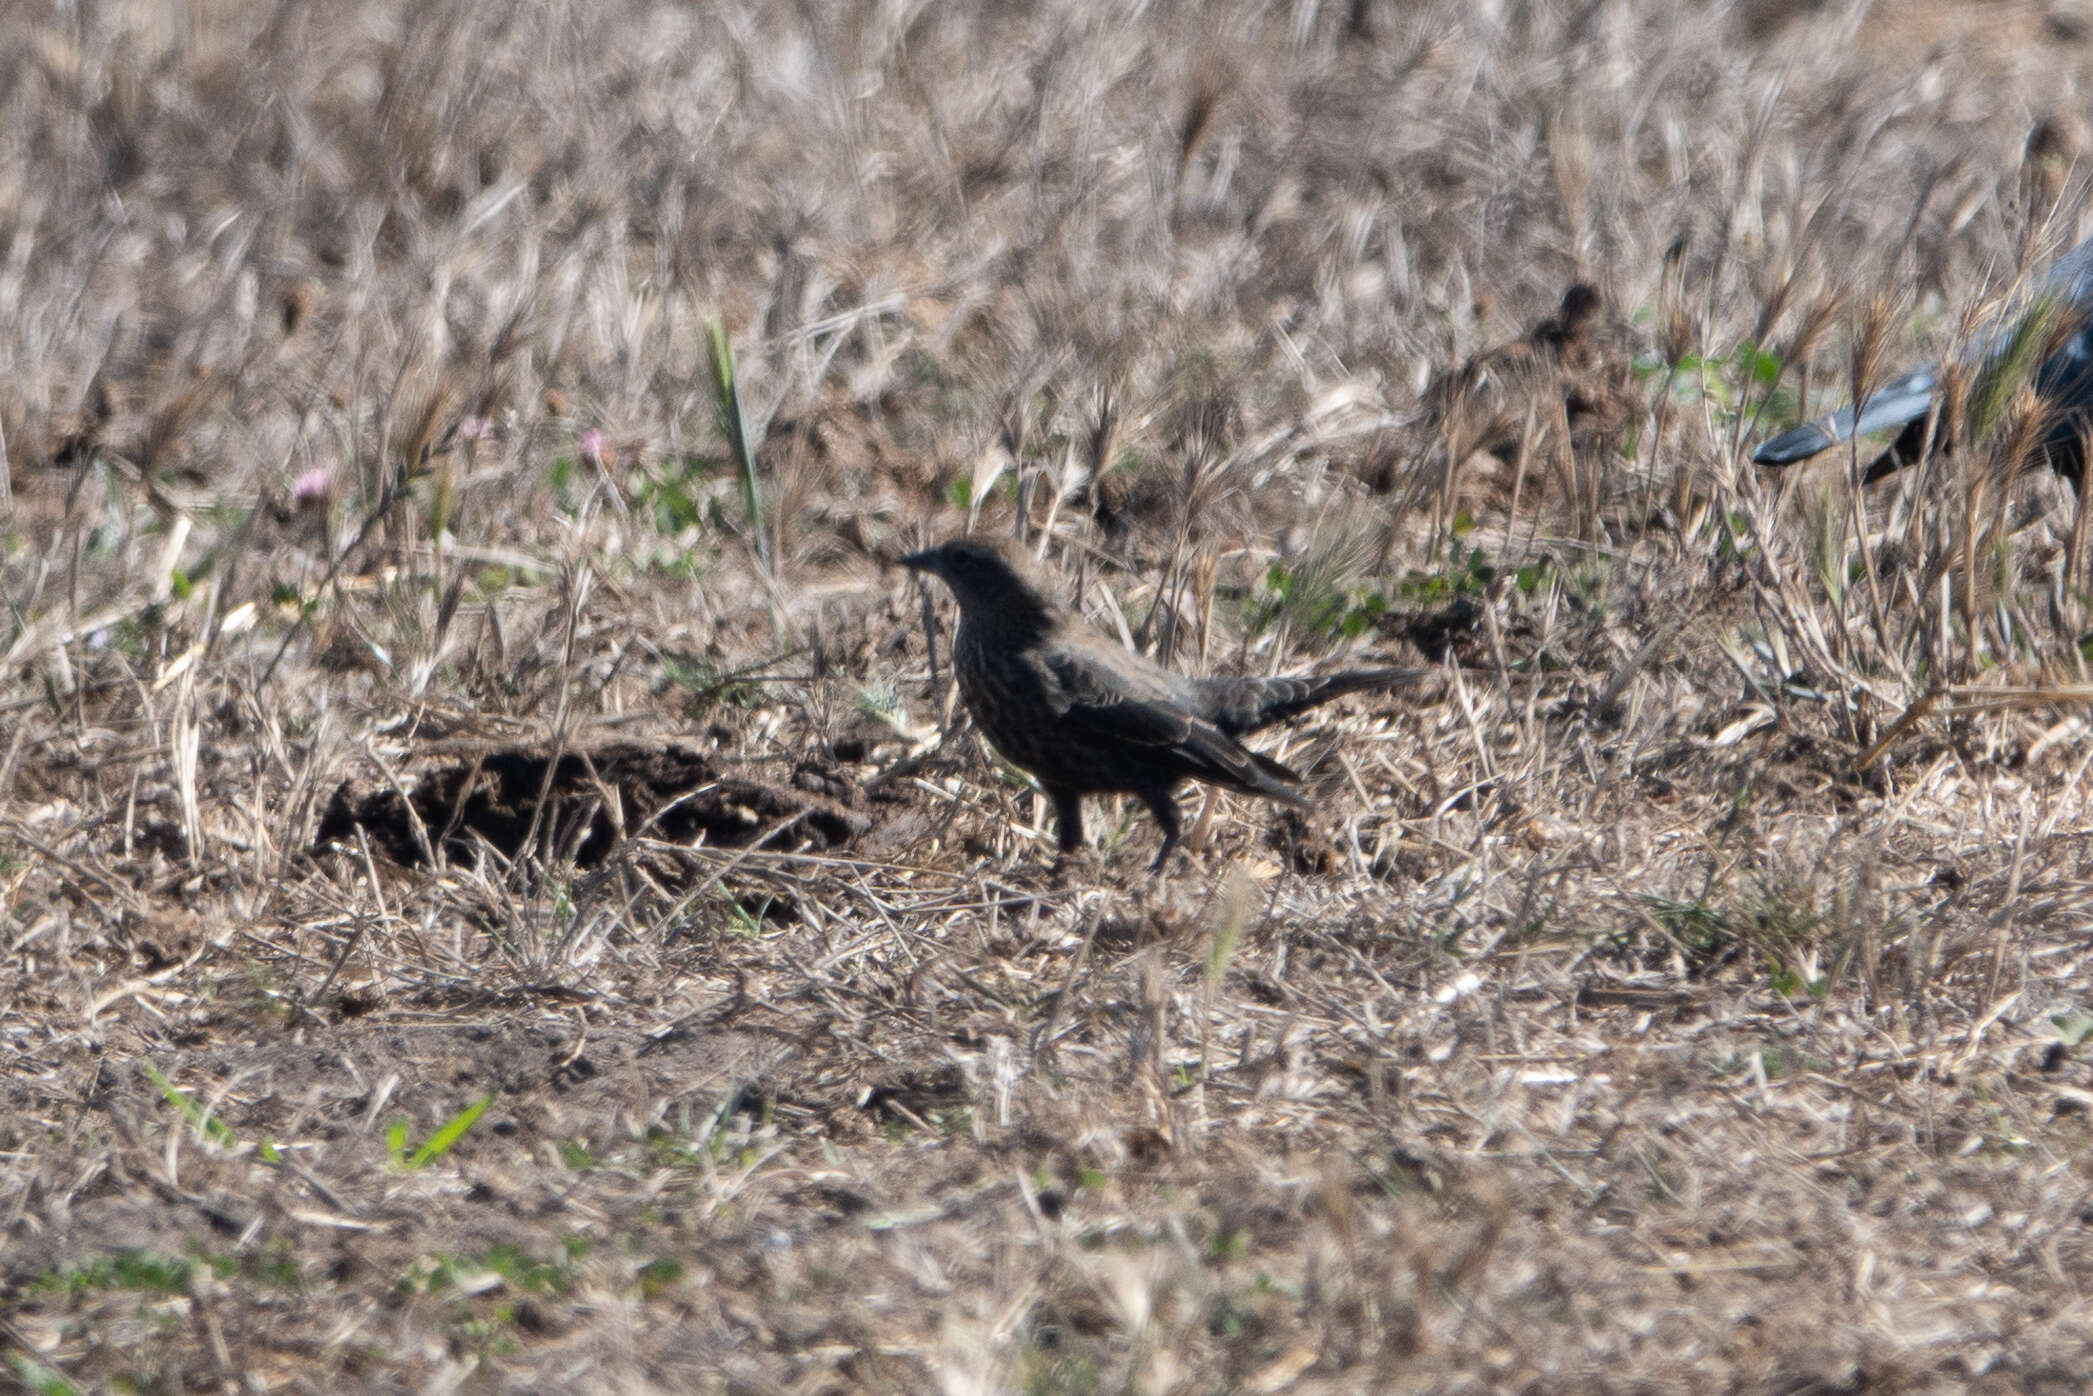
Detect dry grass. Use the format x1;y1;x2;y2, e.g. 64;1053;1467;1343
10;1;2093;1391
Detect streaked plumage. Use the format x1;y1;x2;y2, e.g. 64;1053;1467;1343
902;536;1420;869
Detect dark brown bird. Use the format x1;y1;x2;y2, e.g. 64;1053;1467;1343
1418;281;1639;488
902;536;1421;869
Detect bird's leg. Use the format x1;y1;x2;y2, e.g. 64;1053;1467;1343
1138;787;1183;872
1048;788;1086;867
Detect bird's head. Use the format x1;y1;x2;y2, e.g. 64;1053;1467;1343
901;536;1059;629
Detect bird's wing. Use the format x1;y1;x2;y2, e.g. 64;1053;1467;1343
2035;322;2093;411
2038;234;2093;306
1752;233;2093;468
1752;365;1940;465
1036;648;1307;802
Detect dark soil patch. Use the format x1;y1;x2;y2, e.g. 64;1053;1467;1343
315;742;866;867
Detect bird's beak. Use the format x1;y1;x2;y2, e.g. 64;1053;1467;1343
900;548;938;574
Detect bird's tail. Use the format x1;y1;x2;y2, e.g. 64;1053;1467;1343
1240;746;1313;806
1752;365;1942;467
1198;667;1426;735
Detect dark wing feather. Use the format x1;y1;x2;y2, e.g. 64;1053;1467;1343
1037;647;1308;803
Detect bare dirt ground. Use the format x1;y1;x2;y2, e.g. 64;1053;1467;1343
9;1;2093;1391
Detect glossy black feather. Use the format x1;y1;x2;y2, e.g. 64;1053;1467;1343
1753;234;2093;483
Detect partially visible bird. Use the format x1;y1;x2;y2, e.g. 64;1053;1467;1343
901;536;1422;870
1752;233;2093;484
1411;281;1639;499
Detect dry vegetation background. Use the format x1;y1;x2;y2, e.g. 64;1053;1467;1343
12;0;2093;1390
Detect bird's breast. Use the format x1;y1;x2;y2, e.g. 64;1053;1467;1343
952;627;1086;779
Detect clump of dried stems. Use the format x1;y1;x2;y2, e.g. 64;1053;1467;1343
7;2;2093;1390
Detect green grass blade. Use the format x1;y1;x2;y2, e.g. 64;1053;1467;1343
8;1355;82;1396
406;1092;494;1170
141;1062;238;1148
706;314;767;565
